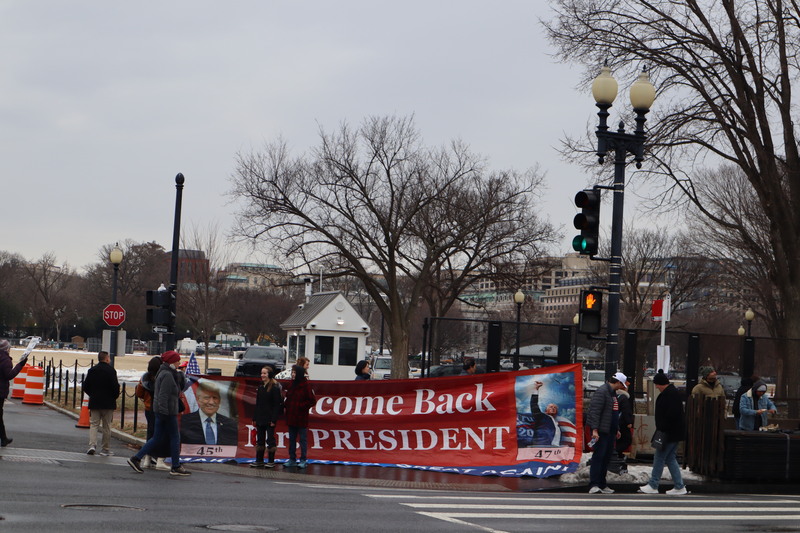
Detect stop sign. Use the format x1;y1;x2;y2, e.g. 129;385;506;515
103;303;126;327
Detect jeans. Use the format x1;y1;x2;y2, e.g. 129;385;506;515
288;426;308;461
589;432;615;488
135;413;180;467
0;398;7;442
647;440;684;489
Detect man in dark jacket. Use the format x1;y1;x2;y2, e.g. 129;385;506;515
82;351;120;456
639;370;687;495
585;371;627;494
0;339;28;447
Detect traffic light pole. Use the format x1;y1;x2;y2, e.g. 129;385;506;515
166;173;185;351
596;105;649;378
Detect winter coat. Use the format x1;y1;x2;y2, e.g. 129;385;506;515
616;389;634;431
0;351;25;400
135;372;156;411
254;380;283;425
153;363;185;416
738;381;777;431
82;361;120;410
586;382;618;434
655;383;685;442
691;378;726;399
284;379;316;428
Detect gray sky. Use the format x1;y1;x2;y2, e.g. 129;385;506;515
1;1;642;273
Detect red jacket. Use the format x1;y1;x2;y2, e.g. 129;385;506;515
284;380;315;427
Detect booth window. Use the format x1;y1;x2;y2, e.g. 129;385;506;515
314;336;334;365
288;335;306;363
338;337;358;366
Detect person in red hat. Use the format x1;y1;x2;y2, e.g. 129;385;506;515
127;350;191;476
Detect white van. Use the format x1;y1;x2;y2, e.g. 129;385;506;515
583;369;606;393
372;356;393;379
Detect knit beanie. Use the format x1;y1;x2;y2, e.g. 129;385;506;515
753;379;768;393
653;370;670;385
161;350;181;365
0;339;9;354
699;366;715;379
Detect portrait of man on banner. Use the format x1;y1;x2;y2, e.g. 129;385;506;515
514;372;578;461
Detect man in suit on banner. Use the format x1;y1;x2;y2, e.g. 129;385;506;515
180;379;238;446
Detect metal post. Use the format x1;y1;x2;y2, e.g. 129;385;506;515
605;139;626;377
110;261;119;366
166;173;185;351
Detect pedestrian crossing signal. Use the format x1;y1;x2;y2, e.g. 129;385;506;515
578;290;603;334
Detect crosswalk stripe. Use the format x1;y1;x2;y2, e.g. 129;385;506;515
369;494;796;504
404;503;796;512
419;512;800;521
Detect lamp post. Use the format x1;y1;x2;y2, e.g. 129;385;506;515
740;307;756;379
592;64;656;377
513;289;525;371
745;307;755;336
109;243;123;367
573;312;580;364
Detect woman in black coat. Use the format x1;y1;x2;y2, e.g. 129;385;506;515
251;365;283;468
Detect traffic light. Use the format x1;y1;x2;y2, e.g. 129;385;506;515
578;289;603;334
145;285;175;326
572;188;601;255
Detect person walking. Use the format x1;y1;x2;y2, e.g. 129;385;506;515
83;351;120;456
354;360;371;380
739;379;777;431
585;371;627;494
614;377;634;471
127;350;191;476
135;356;169;468
0;339;28;447
251;365;283;468
283;365;316;469
639;370;687;495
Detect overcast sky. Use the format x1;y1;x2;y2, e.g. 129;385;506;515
1;1;648;273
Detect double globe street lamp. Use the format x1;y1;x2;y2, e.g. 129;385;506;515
591;64;656;377
109;243;123;366
513;289;525;371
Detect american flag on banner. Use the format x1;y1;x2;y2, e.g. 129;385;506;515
186;352;201;375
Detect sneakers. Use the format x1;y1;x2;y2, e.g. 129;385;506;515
264;462;275;469
298;460;307;469
99;450;114;456
127;456;144;473
588;486;603;494
170;465;191;476
600;487;614;494
87;446;96;455
638;484;659;494
155;458;170;471
1;438;13;447
250;462;265;469
284;460;297;468
140;455;152;468
666;487;688;495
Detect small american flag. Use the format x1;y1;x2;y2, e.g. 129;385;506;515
186;352;201;375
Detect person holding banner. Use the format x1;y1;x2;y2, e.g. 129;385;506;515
586;372;627;494
251;365;283;468
0;339;27;447
284;365;316;469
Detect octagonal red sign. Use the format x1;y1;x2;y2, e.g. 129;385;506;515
103;303;126;327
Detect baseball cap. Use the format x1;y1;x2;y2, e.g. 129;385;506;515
612;372;628;389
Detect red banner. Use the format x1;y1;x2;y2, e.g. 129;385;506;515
178;364;583;477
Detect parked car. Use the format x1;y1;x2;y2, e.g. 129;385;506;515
233;346;286;377
583;369;606;393
371;356;393;379
425;364;463;378
717;374;742;398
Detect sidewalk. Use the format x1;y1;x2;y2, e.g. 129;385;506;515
3;398;798;494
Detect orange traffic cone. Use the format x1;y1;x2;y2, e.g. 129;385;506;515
76;393;90;428
21;366;44;405
10;364;29;399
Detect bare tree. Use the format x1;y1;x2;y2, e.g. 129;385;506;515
178;224;234;371
231;115;555;378
19;253;74;340
0;251;26;335
545;0;800;413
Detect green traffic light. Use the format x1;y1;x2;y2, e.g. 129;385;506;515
572;235;585;252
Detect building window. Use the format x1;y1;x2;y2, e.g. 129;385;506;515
288;335;306;363
314;336;334;365
338;337;358;367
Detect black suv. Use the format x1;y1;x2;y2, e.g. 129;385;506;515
233;346;286;377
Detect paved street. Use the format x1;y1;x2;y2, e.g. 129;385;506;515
2;398;800;533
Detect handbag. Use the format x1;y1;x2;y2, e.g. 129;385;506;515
651;429;666;450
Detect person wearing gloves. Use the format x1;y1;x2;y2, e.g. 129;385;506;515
127;350;191;476
0;339;28;447
738;379;777;431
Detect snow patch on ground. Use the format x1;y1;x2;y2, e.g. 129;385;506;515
560;451;708;485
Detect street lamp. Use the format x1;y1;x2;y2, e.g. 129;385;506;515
573;312;580;364
513;289;525;371
109;243;123;367
593;64;656;377
744;307;755;336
